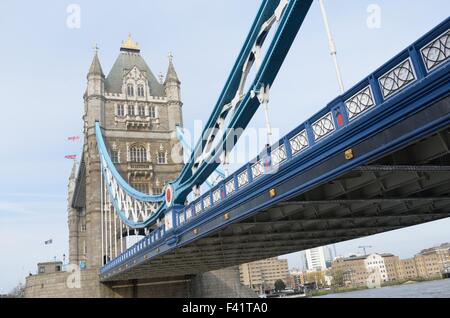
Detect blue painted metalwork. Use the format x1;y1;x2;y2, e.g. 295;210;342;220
96;0;314;228
96;123;164;228
170;0;314;204
175;126;225;188
100;17;450;276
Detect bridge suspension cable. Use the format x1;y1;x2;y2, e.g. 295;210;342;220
318;0;345;94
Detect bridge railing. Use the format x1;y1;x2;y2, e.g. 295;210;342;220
100;18;449;275
172;19;450;231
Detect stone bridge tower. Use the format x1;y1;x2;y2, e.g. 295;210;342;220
69;35;184;270
25;36;254;298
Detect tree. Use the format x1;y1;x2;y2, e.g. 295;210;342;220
306;271;326;288
274;279;286;292
9;283;25;298
330;269;345;288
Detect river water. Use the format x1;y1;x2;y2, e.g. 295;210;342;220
317;279;450;298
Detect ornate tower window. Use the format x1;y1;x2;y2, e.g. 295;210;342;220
117;104;125;117
132;182;149;194
128;104;135;116
130;145;147;163
157;144;168;164
153;178;162;194
149;106;156;118
127;84;134;96
111;150;120;163
138;105;146;117
157;152;167;164
110;142;120;163
137;84;145;97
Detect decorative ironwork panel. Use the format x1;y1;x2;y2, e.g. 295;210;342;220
345;86;375;120
379;58;416;99
271;145;287;166
237;171;249;188
213;189;221;204
311;113;335;141
289;130;309;155
179;213;185;225
421;29;450;72
203;196;211;210
195;202;202;214
251;161;265;179
225;179;235;196
186;208;192;220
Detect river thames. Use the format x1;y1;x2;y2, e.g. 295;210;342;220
317;279;450;298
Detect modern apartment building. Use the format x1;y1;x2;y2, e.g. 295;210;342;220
239;257;289;292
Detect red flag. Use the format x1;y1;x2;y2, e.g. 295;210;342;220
68;136;80;141
65;155;77;160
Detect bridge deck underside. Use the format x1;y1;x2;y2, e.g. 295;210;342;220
106;125;450;282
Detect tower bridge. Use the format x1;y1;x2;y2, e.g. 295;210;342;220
24;0;450;298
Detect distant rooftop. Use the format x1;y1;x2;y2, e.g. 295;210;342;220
418;242;450;255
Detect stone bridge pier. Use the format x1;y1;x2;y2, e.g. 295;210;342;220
25;267;256;298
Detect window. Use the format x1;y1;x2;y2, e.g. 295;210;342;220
39;266;45;274
128;104;135;116
130;145;147;163
80;223;86;232
132;183;149;194
127;84;134;96
149;106;156;118
117;104;125;117
137;85;145;97
157;152;167;164
138;105;146;117
111;150;119;163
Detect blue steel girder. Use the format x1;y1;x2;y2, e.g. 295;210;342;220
171;0;313;203
94;0;313;229
99;17;450;276
176;126;225;189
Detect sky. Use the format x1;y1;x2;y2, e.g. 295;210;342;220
0;0;449;293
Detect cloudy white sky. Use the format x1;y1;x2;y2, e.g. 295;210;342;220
0;0;449;293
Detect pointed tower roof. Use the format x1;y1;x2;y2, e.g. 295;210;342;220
88;49;104;77
164;52;180;85
69;160;78;180
105;35;165;96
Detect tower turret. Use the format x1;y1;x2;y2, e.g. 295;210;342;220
85;49;105;127
67;160;82;265
164;53;183;130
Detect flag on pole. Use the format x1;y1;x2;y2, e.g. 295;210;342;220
44;239;53;245
65;155;77;160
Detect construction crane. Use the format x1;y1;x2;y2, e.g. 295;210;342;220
358;245;373;256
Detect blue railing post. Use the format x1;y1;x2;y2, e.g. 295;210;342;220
368;74;384;105
408;45;427;80
283;136;293;160
305;122;316;146
233;173;239;192
246;163;254;184
332;100;348;129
